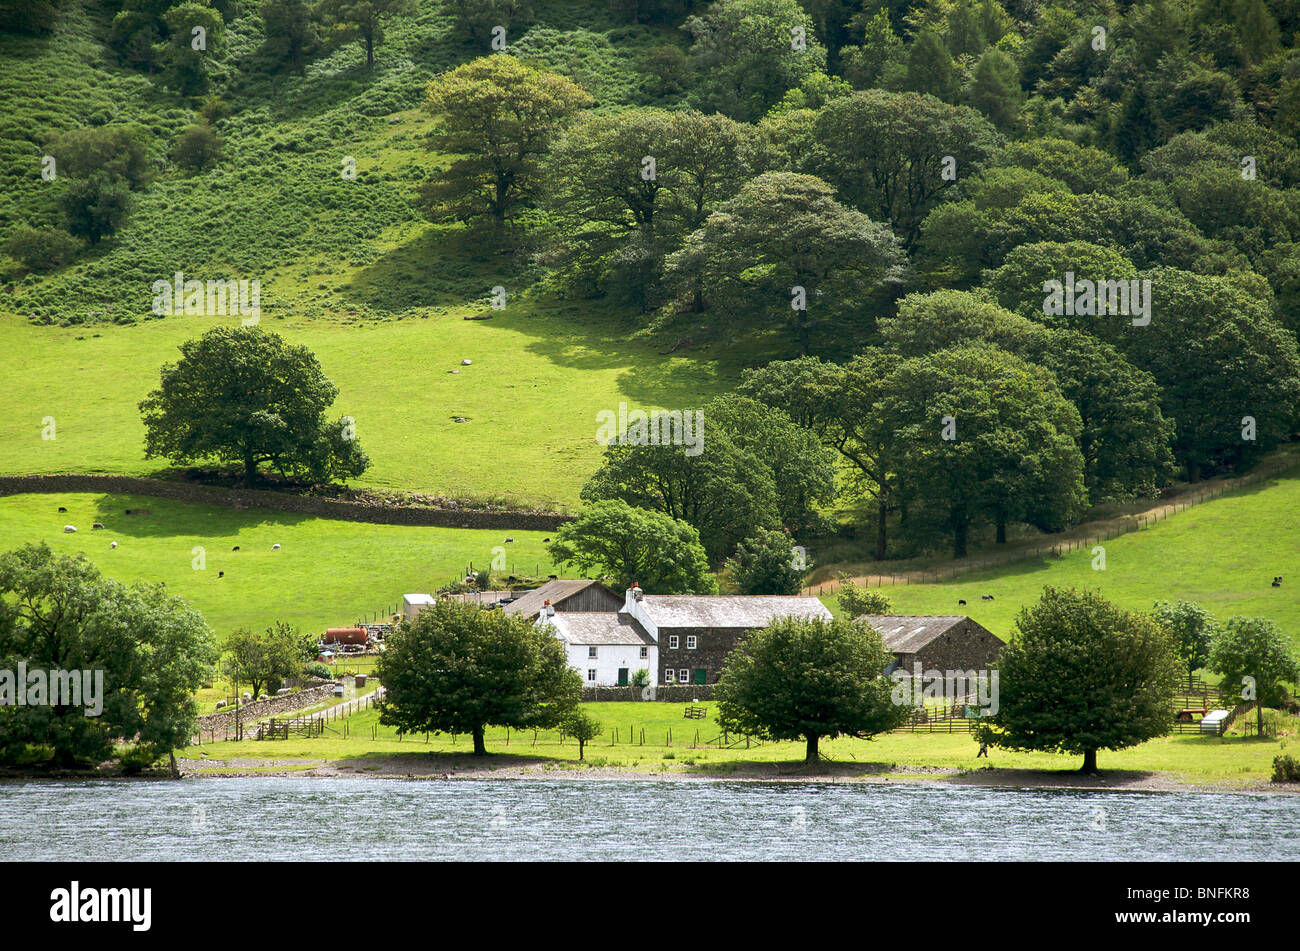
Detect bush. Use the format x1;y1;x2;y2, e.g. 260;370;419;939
725;529;805;595
306;662;334;680
1272;754;1300;782
836;573;893;617
2;226;82;272
171;122;224;173
119;747;159;774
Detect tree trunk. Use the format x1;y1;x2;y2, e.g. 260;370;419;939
1257;703;1264;737
365;32;374;67
169;750;179;779
953;517;968;559
578;739;585;762
472;725;487;756
875;495;888;561
243;450;256;488
995;515;1007;545
1081;748;1098;773
805;734;819;764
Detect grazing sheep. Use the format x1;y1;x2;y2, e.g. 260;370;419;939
92;522;104;530
218;571;224;578
63;525;76;533
958;599;966;605
215;700;227;710
981;594;994;601
505;537;514;543
271;543;280;550
110;541;118;549
1272;579;1281;587
461;359;472;365
232;546;239;551
57;506;67;513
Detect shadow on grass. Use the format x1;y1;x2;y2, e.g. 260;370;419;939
78;493;314;539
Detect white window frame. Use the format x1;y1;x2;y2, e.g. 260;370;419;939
679;669;689;683
639;646;648;659
587;669;597;682
665;669;676;683
668;635;679;649
686;635;697;649
588;646;597;659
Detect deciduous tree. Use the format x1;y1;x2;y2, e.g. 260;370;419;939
977;587;1180;773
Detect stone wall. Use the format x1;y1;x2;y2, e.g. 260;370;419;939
581;685;716;702
0;475;570;531
657;627;748;685
194;681;338;735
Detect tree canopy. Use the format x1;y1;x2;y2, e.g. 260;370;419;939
139;327;369;488
977;587;1181;773
376;599;582;755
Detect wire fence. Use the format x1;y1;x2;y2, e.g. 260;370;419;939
812;455;1299;593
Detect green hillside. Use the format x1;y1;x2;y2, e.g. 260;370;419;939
0;491;559;635
827;464;1300;649
0;307;738;509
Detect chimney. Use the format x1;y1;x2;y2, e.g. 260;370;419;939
624;583;643;613
542;598;555;617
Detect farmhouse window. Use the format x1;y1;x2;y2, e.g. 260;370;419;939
686;636;697;649
665;669;676;683
679;669;689;683
669;635;679;649
589;646;598;658
587;669;596;682
639;646;648;659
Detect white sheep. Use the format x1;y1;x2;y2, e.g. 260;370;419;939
110;541;118;549
272;543;281;550
63;525;76;533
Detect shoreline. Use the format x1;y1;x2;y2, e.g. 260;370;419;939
164;755;1300;796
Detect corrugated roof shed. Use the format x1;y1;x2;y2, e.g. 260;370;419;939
861;616;967;653
547;613;654;646
638;595;832;629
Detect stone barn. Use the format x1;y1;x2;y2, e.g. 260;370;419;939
862;616;1004;674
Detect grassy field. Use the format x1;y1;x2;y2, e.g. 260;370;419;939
0;491;559;636
0;308;739;509
178;700;1299;786
825;465;1300;649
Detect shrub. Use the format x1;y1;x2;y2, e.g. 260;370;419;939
171;122;224;173
2;226;82;272
1272;754;1300;782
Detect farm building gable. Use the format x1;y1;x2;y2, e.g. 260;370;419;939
504;580;623;620
861;615;1004;671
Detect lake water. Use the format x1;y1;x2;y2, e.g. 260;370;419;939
0;778;1295;861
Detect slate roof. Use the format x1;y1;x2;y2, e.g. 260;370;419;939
546;613;654;646
637;595;832;629
860;616;969;653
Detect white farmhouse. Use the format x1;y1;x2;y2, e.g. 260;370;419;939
542;607;656;687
